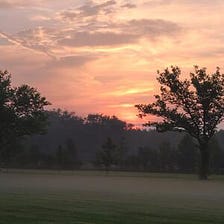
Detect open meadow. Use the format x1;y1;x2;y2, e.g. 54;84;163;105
1;170;224;224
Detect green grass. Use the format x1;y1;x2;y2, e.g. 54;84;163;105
1;170;224;223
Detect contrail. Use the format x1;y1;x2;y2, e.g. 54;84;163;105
0;30;57;60
0;31;22;46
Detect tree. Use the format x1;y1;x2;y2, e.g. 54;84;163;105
0;70;49;164
65;138;80;169
209;137;224;174
117;137;128;169
56;144;65;170
96;137;118;171
137;146;158;171
158;141;176;172
177;134;198;173
136;66;224;179
0;138;22;170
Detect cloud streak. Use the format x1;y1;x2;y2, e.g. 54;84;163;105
2;15;180;65
59;0;117;21
0;30;56;59
0;0;27;8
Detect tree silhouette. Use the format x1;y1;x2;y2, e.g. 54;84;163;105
117;137;128;169
96;137;118;171
137;146;156;171
158;141;176;172
136;66;224;179
0;70;49;165
209;137;224;174
177;134;198;173
65;138;80;169
56;144;65;170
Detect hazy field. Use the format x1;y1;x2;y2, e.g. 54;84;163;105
1;170;224;224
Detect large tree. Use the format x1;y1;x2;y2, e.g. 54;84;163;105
0;70;50;163
136;66;224;180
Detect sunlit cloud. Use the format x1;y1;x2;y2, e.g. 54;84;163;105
108;103;134;108
0;0;28;8
30;15;51;21
107;87;154;97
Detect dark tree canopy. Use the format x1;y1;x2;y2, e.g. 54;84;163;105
0;70;50;156
136;66;224;179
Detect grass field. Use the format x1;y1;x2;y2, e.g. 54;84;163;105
1;170;224;223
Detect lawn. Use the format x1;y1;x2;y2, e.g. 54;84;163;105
0;170;224;223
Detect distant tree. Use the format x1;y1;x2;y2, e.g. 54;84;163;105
50;109;84;126
27;144;42;168
0;70;50;166
65;138;80;169
137;146;157;171
55;141;79;170
137;146;148;170
177;134;198;173
209;137;224;174
85;114;127;130
117;137;128;169
56;145;66;170
158;141;176;172
136;66;224;179
96;137;118;171
125;154;139;170
0;139;22;170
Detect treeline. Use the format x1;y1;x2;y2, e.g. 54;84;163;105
2;109;224;174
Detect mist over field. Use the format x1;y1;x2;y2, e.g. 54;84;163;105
1;171;224;223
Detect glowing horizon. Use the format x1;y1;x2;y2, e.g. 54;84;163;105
0;0;224;125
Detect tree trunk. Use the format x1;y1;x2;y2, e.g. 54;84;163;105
199;143;209;180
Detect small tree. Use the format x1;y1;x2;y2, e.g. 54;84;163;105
65;138;80;169
136;66;224;180
177;134;198;173
137;146;158;171
209;137;223;174
0;70;50;165
56;144;65;170
117;137;128;169
96;137;117;171
158;141;176;172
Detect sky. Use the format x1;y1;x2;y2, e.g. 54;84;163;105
0;0;224;126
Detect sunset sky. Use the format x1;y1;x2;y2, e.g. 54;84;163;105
0;0;224;125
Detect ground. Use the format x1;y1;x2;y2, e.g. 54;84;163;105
0;170;224;223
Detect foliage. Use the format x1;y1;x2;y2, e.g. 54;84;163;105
0;70;49;163
3;107;224;174
136;66;224;138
